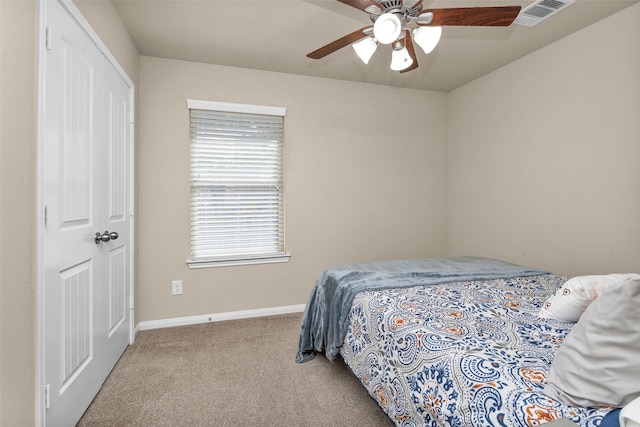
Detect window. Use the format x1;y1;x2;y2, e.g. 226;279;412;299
187;99;289;268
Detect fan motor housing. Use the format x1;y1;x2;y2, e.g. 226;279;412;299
371;0;424;25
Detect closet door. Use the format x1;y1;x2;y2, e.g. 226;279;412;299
41;1;132;425
99;56;132;380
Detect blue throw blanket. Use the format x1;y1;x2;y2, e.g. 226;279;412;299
295;256;548;363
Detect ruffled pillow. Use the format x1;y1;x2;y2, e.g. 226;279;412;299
539;274;638;322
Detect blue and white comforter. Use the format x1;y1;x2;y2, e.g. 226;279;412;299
340;274;612;426
297;257;549;363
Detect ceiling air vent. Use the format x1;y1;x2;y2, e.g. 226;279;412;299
514;0;575;27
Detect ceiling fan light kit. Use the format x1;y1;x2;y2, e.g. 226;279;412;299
390;43;413;71
412;26;442;55
373;12;402;44
307;0;522;74
352;36;378;64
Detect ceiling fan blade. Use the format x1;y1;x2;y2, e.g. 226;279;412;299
307;26;373;60
423;6;522;26
400;30;418;73
337;0;385;12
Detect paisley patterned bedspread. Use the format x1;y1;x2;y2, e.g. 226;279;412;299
297;257;549;363
340;274;612;427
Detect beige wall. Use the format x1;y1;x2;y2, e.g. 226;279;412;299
448;2;640;277
1;2;36;424
136;56;448;322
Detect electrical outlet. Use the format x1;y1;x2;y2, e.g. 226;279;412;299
171;280;183;295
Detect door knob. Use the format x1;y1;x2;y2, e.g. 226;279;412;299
95;230;119;244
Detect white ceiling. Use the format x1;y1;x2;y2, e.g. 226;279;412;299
110;0;638;92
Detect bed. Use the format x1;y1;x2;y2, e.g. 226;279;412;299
296;257;640;427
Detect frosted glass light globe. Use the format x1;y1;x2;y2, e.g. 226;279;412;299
374;13;402;45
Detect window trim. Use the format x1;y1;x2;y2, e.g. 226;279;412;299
186;99;290;269
187;253;291;269
187;99;286;117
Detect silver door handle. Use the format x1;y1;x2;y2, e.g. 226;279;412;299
95;231;119;244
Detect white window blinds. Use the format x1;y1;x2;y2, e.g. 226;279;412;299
188;100;287;266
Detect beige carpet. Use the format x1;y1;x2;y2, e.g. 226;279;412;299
78;313;392;426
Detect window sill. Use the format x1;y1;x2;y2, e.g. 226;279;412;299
187;253;291;269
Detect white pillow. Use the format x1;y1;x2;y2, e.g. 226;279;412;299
621;397;640;427
544;278;640;407
539;273;639;322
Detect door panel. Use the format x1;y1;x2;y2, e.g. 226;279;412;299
60;41;94;227
43;3;102;425
59;260;93;393
107;247;126;336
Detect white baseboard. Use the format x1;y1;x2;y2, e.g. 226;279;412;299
136;304;306;332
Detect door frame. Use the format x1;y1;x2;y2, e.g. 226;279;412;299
35;0;135;424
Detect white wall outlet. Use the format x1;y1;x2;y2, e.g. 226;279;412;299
171;280;183;295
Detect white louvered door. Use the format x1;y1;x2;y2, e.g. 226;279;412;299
42;2;132;425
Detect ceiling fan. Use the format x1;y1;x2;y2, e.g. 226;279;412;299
307;0;522;73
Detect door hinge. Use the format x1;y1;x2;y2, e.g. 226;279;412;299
44;384;51;409
44;205;49;228
45;27;52;50
128;111;135;124
128;296;134;310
